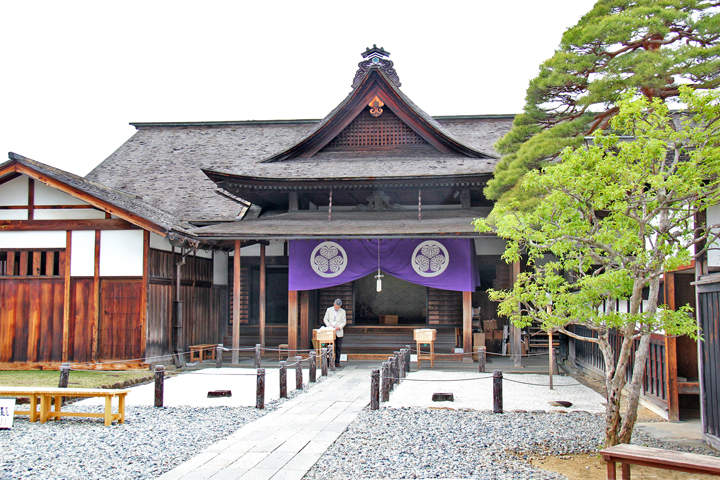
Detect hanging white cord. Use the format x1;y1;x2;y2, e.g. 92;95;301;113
375;239;383;291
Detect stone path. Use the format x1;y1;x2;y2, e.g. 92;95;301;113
158;365;372;480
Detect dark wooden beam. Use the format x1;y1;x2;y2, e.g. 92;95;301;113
665;271;680;422
301;291;310;350
0;204;100;210
92;230;100;362
259;243;266;347
463;291;472;355
232;241;241;365
0;219;140;231
140;230;149;360
27;179;34;220
288;290;298;357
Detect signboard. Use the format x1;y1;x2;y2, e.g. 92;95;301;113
0;399;15;429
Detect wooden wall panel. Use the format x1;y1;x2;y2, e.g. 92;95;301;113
146;283;172;361
428;288;463;325
0;278;64;363
69;278;94;363
99;279;142;361
318;283;353;325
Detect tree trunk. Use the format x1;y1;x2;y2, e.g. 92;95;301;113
618;332;651;443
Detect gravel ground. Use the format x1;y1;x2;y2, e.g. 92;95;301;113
0;372;329;480
304;408;720;480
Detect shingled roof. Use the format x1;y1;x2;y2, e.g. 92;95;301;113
2;153;196;236
86;47;516;224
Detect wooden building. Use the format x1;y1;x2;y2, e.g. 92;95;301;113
1;46;518;367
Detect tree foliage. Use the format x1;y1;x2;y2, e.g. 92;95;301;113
475;87;720;446
486;0;720;205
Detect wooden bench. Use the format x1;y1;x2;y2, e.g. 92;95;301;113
600;444;720;479
0;386;129;426
189;344;217;362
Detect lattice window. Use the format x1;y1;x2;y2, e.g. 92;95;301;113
0;250;63;277
322;107;429;150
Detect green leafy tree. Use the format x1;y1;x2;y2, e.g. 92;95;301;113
476;88;720;446
486;0;720;206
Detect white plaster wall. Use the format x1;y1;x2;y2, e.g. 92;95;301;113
213;252;229;286
0;231;67;249
0;176;28;206
708;204;720;267
0;210;28;220
474;237;507;256
195;249;212;259
150;232;173;252
100;230;143;276
35;209;106;220
234;239;285;257
34;182;88;205
71;231;95;277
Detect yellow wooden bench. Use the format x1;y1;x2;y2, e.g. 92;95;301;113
189;344;217;362
0;386;129;426
600;444;720;479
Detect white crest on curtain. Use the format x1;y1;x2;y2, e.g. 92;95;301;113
412;240;449;277
310;241;348;278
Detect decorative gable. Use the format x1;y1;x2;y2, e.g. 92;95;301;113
321;105;430;152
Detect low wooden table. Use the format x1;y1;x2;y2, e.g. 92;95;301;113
189;344;217;362
0;386;129;426
600;444;720;479
413;328;437;370
313;329;336;359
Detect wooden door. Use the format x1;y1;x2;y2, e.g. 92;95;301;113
99;279;143;361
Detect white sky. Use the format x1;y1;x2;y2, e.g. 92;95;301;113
1;0;597;176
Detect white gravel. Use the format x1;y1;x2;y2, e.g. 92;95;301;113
74;367;310;408
386;371;606;413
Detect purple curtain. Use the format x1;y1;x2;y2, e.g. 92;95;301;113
289;238;480;292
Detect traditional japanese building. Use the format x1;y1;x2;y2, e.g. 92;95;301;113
0;46;517;367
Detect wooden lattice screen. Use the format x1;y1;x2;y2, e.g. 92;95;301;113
322;107;429;150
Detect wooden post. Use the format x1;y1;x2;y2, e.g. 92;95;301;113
478;346;486;373
371;369;380;410
254;344;262;369
295;355;303;390
549;330;554;390
288;290;298;358
58;363;71;388
256;368;265;409
232;241;241;365
62;231;72;362
309;351;317;383
381;361;390;402
389;356;396;389
665;271;680;422
27;179;35;220
510;261;522;367
380;362;390;402
91;230;100;362
462;291;473;361
321;348;328;377
493;370;503;414
405;345;412;374
398;349;405;380
259;243;266;347
216;345;223;368
329;347;336;372
154;365;164;408
279;361;287;398
300;291;310;350
140;230;149;362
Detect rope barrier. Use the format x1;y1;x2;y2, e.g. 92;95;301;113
408;347;557;358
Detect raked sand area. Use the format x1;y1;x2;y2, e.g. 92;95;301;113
1;364;715;479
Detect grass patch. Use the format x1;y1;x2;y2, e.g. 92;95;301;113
0;370;153;389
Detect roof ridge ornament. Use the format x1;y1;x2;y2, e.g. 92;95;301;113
352;45;401;89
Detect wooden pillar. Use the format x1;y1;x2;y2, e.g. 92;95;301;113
288;191;299;211
62;231;72;362
510;260;522;367
27;179;34;220
232;241;241;365
462;291;473;359
665;271;680;421
91;230;100;362
300;290;310;350
259;243;266;347
140;230;149;360
288;290;298;357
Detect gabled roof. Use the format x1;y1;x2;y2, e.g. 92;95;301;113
262;61;496;162
1;153;196;237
